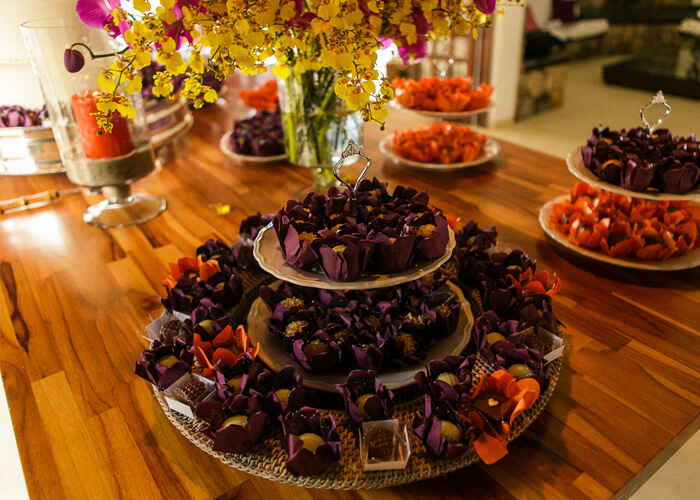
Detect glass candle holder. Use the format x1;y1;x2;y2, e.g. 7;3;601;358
21;17;166;229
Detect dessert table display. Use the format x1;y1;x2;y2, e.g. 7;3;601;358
540;92;700;270
1;95;699;499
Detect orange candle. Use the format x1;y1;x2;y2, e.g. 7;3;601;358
71;90;134;159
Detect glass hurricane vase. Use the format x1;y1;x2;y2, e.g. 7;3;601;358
277;68;363;191
21;17;166;229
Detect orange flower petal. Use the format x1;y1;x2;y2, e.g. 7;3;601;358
168;261;182;280
178;257;199;273
473;432;509;465
195;345;213;370
507;378;541;425
197;256;221;283
213;348;237;368
212;325;234;349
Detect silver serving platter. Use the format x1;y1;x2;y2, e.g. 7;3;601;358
0;125;64;175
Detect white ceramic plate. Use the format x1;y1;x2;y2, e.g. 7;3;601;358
566;147;700;201
539;194;700;271
390;100;493;120
246;281;474;392
219;131;287;164
378;135;500;171
253;223;456;290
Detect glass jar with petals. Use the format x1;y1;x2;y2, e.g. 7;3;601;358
277;67;363;190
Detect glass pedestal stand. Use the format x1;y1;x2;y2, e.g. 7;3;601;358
84;184;166;229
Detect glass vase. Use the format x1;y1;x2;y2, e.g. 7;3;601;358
277;68;363;191
21;17;166;229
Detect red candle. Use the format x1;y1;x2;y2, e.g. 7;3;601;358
71;90;134;159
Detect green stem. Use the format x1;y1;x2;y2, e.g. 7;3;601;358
69;43;127;60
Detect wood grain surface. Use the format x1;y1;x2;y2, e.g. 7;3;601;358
1;84;699;500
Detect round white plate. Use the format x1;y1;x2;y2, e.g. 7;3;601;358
219;131;287;164
246;281;474;392
539;194;700;271
379;135;499;170
253;223;456;290
566;147;700;201
390;100;493;120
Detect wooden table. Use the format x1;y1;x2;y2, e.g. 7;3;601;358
1;96;699;500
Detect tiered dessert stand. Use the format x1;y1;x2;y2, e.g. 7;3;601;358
153;142;562;488
539;91;700;271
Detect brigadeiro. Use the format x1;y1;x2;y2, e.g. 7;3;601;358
135;339;193;390
335;370;394;423
195;394;267;454
280;407;342;476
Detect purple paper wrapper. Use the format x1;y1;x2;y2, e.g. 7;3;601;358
280;407;342;476
335;370;394;423
135;339;193;390
414;355;474;405
195;394;268;454
412;395;476;460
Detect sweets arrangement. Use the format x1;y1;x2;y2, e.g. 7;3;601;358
135;208;563;481
391;122;487;164
581;127;700;194
259;274;461;374
229;110;285;157
135;176;564;482
272;178;450;282
0;105;47;127
549;182;700;261
392;76;493;112
239;80;279;111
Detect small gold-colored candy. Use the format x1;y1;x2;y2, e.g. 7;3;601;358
298;432;325;452
485;332;506;346
435;372;460;386
507;363;535;380
156;355;179;368
331;245;347;254
198;319;213;334
221;414;248;429
439;420;462;444
275;388;291;406
355;393;374;416
226;375;243;392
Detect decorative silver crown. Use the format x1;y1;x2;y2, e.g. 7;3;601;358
340;139;362;159
332;140;372;205
640;90;671;134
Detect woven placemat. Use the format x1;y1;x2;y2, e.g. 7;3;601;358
153;269;562;489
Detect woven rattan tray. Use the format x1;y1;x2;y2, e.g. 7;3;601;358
152;266;562;489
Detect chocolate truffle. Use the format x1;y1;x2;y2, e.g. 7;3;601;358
439;420;462;444
275;388;291;406
156;354;179;368
356;394;374;416
435;372;460;386
485;332;506;346
221;414;248;428
507;363;535;380
298;432;325;452
226;375;243;393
